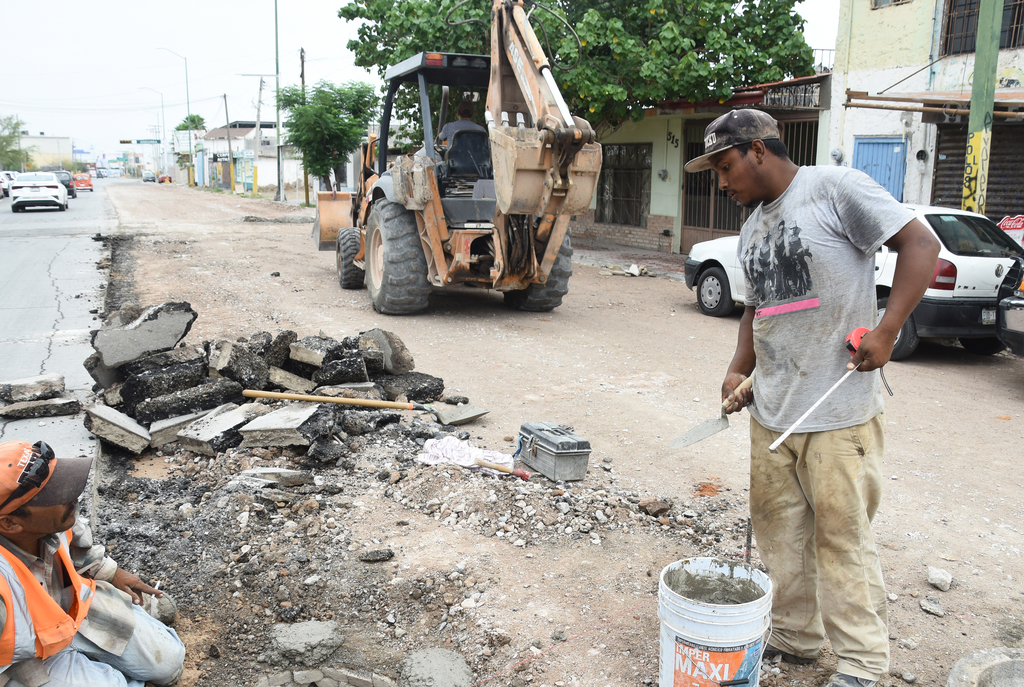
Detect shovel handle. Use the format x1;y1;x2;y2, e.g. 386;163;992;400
475;458;531;481
243;389;428;411
721;375;753;410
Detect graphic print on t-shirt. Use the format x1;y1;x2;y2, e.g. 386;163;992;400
742;219;817;318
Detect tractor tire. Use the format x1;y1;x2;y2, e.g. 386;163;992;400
336;227;365;290
364;200;430;314
503;234;573;312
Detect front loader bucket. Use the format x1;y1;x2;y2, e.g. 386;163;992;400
312;191;353;251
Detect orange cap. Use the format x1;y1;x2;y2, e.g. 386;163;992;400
0;442;55;515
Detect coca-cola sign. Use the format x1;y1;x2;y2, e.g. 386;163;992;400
999;215;1024;231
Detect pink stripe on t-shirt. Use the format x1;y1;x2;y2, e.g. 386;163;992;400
754;297;820;319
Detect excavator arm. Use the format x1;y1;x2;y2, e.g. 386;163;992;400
485;0;602;289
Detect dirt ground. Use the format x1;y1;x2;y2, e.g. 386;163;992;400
100;182;1024;686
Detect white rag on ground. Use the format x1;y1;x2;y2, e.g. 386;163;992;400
416;436;514;476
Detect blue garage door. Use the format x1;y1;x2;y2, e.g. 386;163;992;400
852;137;907;201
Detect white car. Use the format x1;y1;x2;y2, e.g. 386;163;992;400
10;172;68;212
683;204;1024;359
0;171;16;197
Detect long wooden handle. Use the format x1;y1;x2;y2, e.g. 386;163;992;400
242;389;424;411
721;375;754;409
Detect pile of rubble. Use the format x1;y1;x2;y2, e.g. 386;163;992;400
80;301;449;462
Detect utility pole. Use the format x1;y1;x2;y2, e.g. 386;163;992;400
301;47;310;205
275;0;285;201
224;94;235;192
254;77;264;197
962;0;1005;215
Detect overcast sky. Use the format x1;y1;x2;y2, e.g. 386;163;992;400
0;0;840;161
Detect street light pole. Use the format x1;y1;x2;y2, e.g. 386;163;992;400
141;87;166;174
158;48;193;185
275;0;284;201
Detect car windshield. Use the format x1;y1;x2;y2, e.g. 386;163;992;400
17;174;53;182
924;213;1024;258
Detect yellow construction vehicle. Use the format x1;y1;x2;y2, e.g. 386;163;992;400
314;0;601;314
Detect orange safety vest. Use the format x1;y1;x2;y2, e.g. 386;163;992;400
0;529;96;663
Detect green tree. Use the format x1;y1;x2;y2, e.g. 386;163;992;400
337;0;814;126
0;115;32;170
175;114;206;131
278;81;379;190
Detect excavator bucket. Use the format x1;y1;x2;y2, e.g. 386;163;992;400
312;191;353;251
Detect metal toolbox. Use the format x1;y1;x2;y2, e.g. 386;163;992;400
517;422;591;482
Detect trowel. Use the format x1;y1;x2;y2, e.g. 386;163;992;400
242;390;489;425
668;376;753;449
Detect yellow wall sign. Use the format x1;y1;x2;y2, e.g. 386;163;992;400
962;129;992;215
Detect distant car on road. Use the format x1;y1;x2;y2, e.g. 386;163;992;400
1;171;17;197
73;173;93;192
683;204;1024;359
51;170;77;199
142;171;157;183
10;172;68;212
996;257;1024;356
96;169;108;178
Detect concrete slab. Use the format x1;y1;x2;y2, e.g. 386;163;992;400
91;302;198;367
267;366;315;393
176;403;269;456
238;403;329;448
0;374;66;402
238;467;313;486
289;336;340;367
149;410;212;448
84;405;151;454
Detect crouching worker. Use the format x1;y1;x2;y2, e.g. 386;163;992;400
0;441;185;687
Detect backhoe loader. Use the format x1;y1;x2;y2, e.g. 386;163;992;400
314;0;601;314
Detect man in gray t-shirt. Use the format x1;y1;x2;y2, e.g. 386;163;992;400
685;109;939;687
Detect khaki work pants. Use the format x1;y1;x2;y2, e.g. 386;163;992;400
749;414;888;681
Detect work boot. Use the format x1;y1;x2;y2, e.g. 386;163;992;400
823;673;877;687
762;644;816;665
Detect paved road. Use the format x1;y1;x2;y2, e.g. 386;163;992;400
0;178;124;456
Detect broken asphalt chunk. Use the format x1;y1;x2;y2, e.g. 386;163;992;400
374;371;444;402
118;361;206;412
0;373;65;403
267;366;315;393
148;410;212;449
0;398;82;419
208;340;269;390
121;347;206;377
133;379;244;424
289;335;341;367
238;467;313;486
84;405;151;454
311;354;368;386
263;330;297;368
91;302;198;367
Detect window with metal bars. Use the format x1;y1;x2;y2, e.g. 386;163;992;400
682;119;818;232
595;144;652;227
943;0;1024;55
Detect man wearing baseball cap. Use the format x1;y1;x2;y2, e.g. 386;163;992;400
687;109;939;687
0;440;185;686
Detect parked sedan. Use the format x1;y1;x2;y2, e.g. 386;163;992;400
0;171;16;197
142;171;157;183
683;204;1023;359
73;173;94;192
10;172;68;212
52;170;77;199
996;257;1024;355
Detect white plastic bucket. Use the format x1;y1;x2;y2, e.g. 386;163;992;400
658;557;773;687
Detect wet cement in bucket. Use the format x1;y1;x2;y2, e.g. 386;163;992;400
664;559;766;605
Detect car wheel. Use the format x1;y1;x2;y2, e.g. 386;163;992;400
696;266;735;317
958;337;1005;356
878;296;919;360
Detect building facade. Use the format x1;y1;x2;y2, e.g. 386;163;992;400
830;0;1024;222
